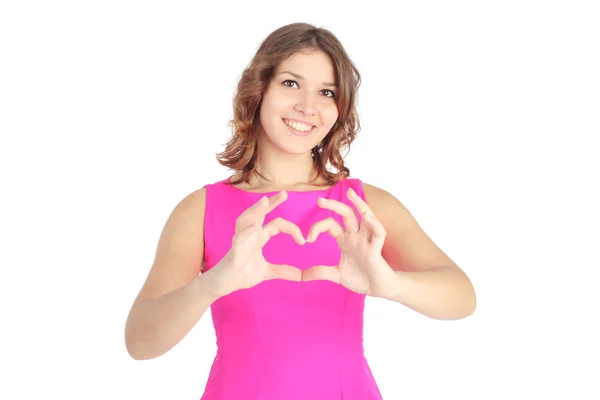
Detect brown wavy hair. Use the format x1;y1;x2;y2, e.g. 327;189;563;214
216;22;362;186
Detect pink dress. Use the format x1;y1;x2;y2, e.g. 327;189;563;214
199;176;383;400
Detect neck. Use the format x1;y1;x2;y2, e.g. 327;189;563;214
252;138;320;186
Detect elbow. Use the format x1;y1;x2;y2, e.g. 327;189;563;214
125;333;159;361
124;319;158;361
465;282;477;316
127;348;155;361
437;284;477;321
126;344;144;361
125;336;144;361
454;285;477;320
125;328;145;360
452;273;477;319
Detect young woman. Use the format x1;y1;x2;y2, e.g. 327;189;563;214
125;22;476;400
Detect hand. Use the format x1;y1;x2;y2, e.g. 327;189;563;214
207;190;306;298
302;187;396;297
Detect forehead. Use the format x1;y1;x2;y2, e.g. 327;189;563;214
275;50;336;82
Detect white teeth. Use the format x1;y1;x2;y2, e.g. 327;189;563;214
284;119;313;132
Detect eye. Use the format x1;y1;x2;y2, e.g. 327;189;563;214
322;89;336;98
282;80;336;99
282;79;298;88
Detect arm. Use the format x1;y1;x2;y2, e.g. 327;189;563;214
362;183;476;320
124;187;220;360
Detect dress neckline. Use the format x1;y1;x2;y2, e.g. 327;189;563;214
225;176;345;196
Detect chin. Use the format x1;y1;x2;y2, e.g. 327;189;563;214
262;126;321;156
277;142;315;156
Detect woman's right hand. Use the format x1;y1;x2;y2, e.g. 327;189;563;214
207;190;306;299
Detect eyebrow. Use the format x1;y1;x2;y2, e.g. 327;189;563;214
278;71;338;88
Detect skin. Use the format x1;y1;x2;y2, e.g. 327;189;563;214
126;48;476;361
235;48;339;190
234;48;477;319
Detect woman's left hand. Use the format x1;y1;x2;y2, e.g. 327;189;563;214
302;187;397;298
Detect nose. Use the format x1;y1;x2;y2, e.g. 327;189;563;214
294;91;316;116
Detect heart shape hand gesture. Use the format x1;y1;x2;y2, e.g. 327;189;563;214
207;187;396;299
302;187;396;297
207;191;306;299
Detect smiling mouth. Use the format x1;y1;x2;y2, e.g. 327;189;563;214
282;118;316;136
282;118;315;132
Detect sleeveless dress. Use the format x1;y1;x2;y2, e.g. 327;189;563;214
199;176;383;400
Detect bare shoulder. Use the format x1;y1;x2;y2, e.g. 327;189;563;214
172;186;208;215
158;187;208;248
360;181;418;231
360;182;458;272
361;182;410;214
361;182;392;200
133;187;208;303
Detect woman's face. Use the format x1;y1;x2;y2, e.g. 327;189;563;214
258;49;339;156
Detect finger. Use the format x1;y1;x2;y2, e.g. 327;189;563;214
264;190;288;213
347;188;379;240
346;187;375;219
265;263;303;282
306;217;344;243
317;197;359;233
362;212;387;250
262;217;306;246
237;191;288;229
236;196;267;229
302;265;341;283
233;220;261;241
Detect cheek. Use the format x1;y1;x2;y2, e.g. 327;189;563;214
323;106;339;127
259;97;280;127
263;100;290;124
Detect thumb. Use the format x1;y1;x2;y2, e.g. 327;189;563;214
302;265;340;284
266;263;303;282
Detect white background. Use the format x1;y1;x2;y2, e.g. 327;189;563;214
1;1;599;399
